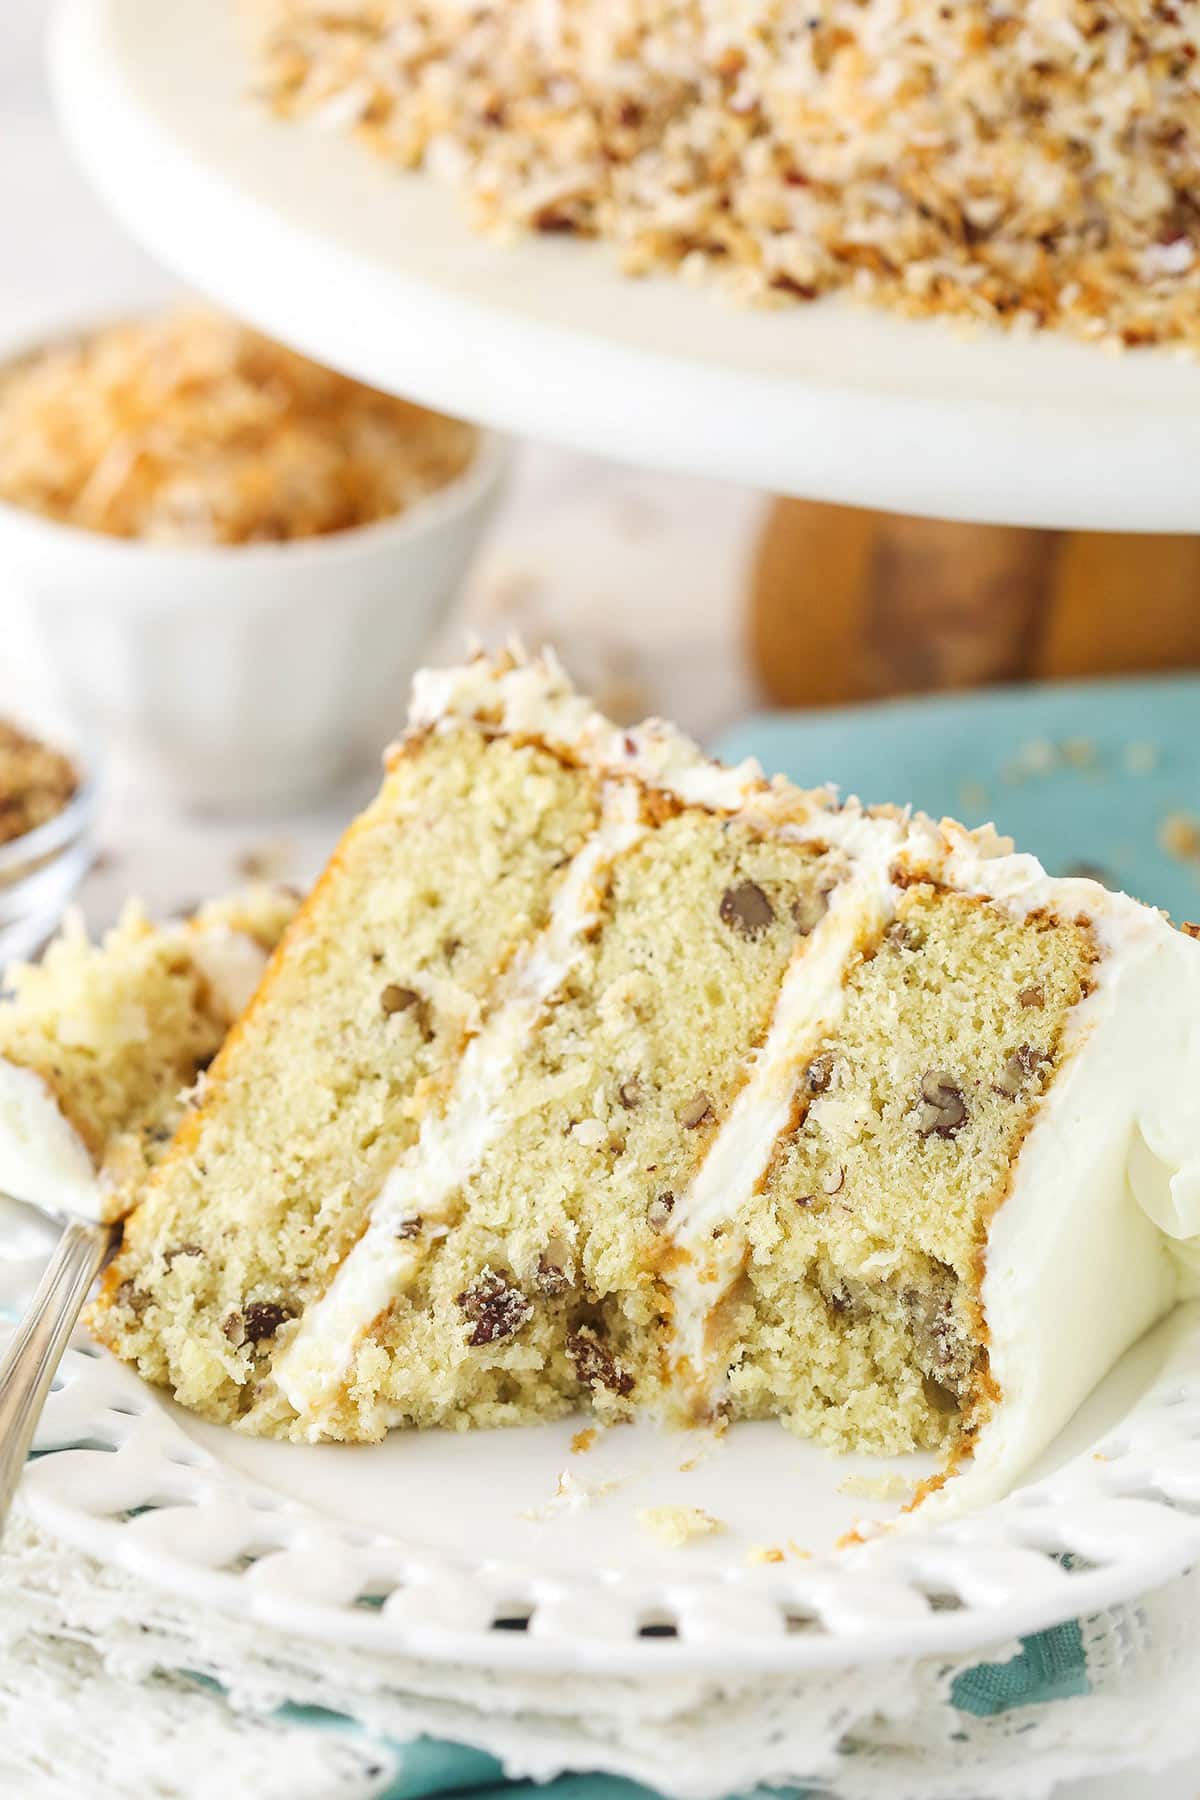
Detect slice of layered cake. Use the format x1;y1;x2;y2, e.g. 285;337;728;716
88;652;1200;1512
0;888;298;1224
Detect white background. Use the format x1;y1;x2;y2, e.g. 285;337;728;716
1;3;1198;1792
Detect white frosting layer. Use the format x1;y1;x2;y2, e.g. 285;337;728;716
0;1059;101;1222
274;782;648;1429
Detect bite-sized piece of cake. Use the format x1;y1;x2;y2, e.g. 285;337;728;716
0;887;299;1222
92;651;1200;1516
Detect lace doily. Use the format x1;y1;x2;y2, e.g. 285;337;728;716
4;1501;1200;1800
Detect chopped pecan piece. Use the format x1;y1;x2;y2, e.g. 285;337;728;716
916;1071;967;1138
791;889;829;936
679;1091;714;1129
647;1191;675;1233
568;1327;634;1397
242;1300;293;1343
719;880;774;940
993;1043;1048;1098
805;1051;835;1095
456;1270;533;1346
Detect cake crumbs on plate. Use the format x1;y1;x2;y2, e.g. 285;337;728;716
570;1426;598;1455
520;1467;619;1522
837;1471;915;1502
637;1505;726;1549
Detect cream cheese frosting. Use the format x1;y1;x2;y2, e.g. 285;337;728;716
0;1060;100;1222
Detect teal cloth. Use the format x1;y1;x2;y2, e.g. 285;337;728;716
284;1610;1090;1797
716;674;1200;923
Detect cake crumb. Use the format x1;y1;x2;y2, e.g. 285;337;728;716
837;1471;914;1502
570;1426;598;1455
745;1544;786;1566
520;1467;618;1521
637;1505;726;1548
1160;813;1200;865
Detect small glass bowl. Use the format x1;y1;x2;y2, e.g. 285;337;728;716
0;746;97;972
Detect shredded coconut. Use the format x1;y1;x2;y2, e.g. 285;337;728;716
0;305;477;543
250;1;1200;349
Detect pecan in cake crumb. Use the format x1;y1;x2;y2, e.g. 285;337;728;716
163;1243;204;1268
922;1374;961;1415
647;1191;675;1233
679;1091;714;1129
994;1043;1048;1098
242;1300;293;1343
457;1269;533;1346
395;1215;423;1239
916;1071;967;1139
791;889;829;936
0;720;79;847
805;1052;835;1095
617;1076;643;1109
719;881;774;940
567;1326;634;1397
114;1280;150;1317
1018;985;1045;1009
885;920;926;952
535;1246;573;1296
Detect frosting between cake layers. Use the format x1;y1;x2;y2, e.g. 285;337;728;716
665;808;907;1391
273;780;649;1426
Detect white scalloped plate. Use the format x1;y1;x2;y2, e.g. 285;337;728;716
47;0;1200;531
19;1297;1200;1675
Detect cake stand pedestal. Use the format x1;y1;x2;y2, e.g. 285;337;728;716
749;508;1200;709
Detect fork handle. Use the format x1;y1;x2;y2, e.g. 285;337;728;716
0;1219;114;1532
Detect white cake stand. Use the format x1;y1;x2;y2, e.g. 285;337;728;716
48;0;1200;532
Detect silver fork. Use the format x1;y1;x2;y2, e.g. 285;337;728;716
0;1213;119;1531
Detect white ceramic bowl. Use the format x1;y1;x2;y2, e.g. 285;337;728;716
0;402;510;812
